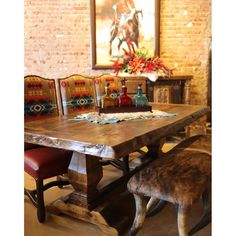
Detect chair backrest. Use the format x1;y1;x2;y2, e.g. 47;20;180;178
58;74;96;115
124;76;148;98
24;75;59;120
94;74;122;106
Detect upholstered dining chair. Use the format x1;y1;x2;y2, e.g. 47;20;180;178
24;75;72;223
127;135;211;236
58;74;96;115
94;74;122;107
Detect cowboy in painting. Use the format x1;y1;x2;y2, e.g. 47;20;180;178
110;0;143;57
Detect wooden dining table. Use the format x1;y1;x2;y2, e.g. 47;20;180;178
24;103;209;236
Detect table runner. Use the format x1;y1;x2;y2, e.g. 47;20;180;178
72;110;177;124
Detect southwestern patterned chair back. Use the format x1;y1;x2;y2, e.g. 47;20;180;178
24;75;58;120
24;75;72;223
94;74;122;107
58;74;96;115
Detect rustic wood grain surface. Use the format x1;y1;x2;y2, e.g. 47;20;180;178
25;103;209;159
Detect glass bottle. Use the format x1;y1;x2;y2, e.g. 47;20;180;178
101;83;116;108
118;79;132;107
133;84;149;107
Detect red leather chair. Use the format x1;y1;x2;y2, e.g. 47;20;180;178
24;75;72;223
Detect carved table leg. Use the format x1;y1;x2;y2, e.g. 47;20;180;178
47;151;135;236
47;139;166;236
67;152;103;207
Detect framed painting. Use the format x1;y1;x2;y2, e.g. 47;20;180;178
90;0;160;69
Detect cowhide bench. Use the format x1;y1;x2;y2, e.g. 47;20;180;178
127;135;211;236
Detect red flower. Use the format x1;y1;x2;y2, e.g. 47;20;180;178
112;41;172;77
111;60;124;76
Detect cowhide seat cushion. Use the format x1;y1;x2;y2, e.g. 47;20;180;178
128;150;211;206
127;141;211;236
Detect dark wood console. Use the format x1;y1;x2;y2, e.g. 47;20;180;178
147;75;192;104
120;75;192;104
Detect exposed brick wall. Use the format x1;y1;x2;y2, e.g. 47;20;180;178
160;0;211;106
24;0;93;78
24;0;211;107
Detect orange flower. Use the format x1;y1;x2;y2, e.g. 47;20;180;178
112;41;172;77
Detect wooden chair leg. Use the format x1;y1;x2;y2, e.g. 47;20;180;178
177;204;191;236
128;194;148;236
25;178;70;223
57;174;69;188
36;179;45;223
122;155;129;175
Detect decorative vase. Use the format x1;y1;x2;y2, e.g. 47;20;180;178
101;83;117;108
133;84;149;107
118;79;132;107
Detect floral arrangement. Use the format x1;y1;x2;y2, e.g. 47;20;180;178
112;41;172;79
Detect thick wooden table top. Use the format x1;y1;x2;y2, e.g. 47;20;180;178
25;104;209;159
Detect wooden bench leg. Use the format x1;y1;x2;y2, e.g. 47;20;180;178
177;204;190;236
146;197;167;217
129;194;148;236
146;196;159;213
189;191;211;235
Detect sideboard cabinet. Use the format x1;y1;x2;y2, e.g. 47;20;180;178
147;75;192;104
120;75;192;104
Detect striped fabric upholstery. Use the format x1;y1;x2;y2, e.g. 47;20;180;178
24;75;58;120
59;75;96;115
94;74;122;106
